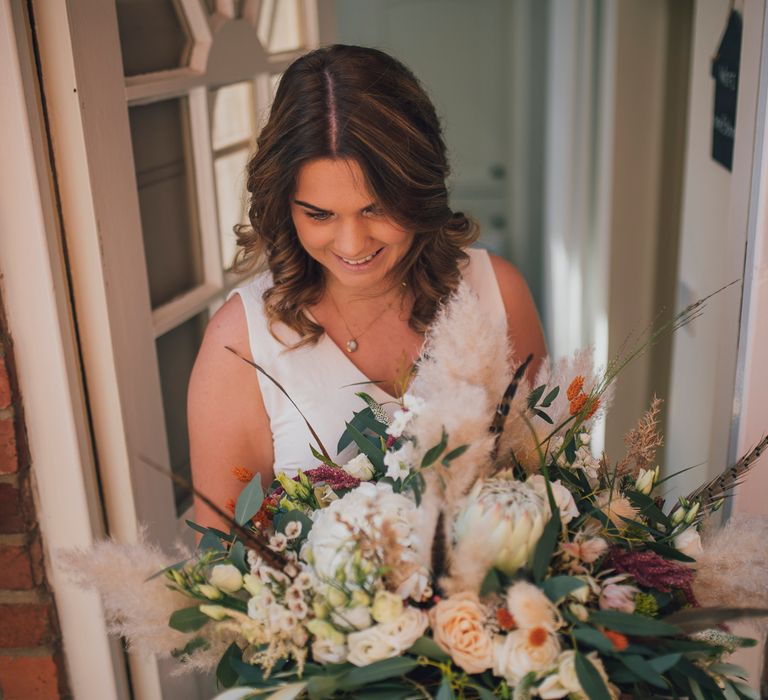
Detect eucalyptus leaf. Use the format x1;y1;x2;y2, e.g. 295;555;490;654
408;636;450;662
574;652;612;700
199;531;225;552
421;429;448;468
436;676;455;700
216;642;241;689
648;652;682;673
531;511;560;582
337;656;418;690
273;511;314;542
527;385;546;409
541;386;560;407
618;654;669;689
590;610;681;636
534;408;554;424
229;540;247;572
442;444;469;467
185;519;232;540
169;606;210;633
571;626;616;653
235;473;264;526
542;575;588;603
343;421;385;470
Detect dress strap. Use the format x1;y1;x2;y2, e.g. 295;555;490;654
462;247;508;331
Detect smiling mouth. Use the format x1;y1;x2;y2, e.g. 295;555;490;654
337;247;385;265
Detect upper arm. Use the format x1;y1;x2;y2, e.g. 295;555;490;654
187;294;274;529
488;254;548;379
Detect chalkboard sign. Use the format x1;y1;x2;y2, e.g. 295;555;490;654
711;10;742;171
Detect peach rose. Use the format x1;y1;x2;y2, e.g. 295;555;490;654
430;592;493;674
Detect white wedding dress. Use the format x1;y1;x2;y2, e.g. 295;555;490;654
228;247;506;478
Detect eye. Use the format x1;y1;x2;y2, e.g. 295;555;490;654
305;211;332;221
363;205;384;217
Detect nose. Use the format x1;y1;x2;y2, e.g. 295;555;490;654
334;217;372;258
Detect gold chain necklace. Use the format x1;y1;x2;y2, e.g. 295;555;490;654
326;284;405;353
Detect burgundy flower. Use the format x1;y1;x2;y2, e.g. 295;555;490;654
602;547;698;606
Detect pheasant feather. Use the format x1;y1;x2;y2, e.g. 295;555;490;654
686;434;768;514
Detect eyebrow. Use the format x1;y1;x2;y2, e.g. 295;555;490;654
293;199;376;213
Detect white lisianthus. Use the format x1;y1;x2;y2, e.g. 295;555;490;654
527;475;580;524
306;618;346;645
402;393;426;415
635;467;656;495
506;581;563;631
453;475;547;576
242;573;262;597
372;590;404;623
386;410;412;439
493;627;561;685
674;527;703;560
209;564;243;594
312;637;348;664
342;454;376;481
383;442;415;480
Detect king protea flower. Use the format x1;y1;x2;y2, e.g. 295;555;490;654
453;474;548;576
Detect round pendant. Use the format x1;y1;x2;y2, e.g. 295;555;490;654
346;339;359;353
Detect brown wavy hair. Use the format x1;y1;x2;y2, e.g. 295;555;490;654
234;44;479;347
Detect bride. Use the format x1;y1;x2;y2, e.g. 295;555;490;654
188;44;546;530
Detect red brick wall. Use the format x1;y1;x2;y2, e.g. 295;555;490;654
0;300;70;699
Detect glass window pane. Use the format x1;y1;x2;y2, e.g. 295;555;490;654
258;0;303;53
214;149;250;269
129;98;204;308
116;0;191;77
210;82;255;150
156;312;209;516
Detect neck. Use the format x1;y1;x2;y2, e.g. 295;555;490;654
324;276;406;309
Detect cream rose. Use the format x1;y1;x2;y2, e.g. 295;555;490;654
528;475;580;524
430;592;494;674
372;590;404;623
379;606;428;652
493;627;560;685
506;581;563;631
210;564;243;594
537;651;616;700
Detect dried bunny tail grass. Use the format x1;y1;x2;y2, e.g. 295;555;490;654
615;395;664;478
410;281;512;407
56;531;197;661
693;515;768;632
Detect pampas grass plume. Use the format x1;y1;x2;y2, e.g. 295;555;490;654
693;515;768;631
57;532;197;660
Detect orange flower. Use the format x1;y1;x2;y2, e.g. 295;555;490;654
585;397;600;419
528;626;548;647
225;498;236;514
603;629;629;651
567;376;585;401
496;608;517;631
232;466;254;483
569;394;588;416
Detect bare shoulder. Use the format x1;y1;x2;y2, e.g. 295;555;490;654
487;253;548;373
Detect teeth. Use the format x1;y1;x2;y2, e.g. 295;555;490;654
341;250;379;265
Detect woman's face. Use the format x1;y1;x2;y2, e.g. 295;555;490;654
290;158;414;293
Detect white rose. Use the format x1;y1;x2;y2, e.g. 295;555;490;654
312;637;348;664
372;591;404;623
493;628;560;685
342;454;376;481
378;607;428;653
210;564;243;594
674;528;703;560
306;618;345;645
346;626;400;666
528;475;580;524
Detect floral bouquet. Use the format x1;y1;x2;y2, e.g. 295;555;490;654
62;284;768;700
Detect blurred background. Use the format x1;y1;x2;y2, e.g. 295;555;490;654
1;0;767;697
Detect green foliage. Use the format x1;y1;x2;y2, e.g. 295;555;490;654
228;540;247;572
442;444;469;467
216;642;241;689
421;429;449;468
408;635;450;662
342;421;385;471
574;652;612;700
169;606;210;633
235;473;264;526
542;575;587;603
337;407;388;453
589;610;680;636
531;510;561;583
273;510;313;544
